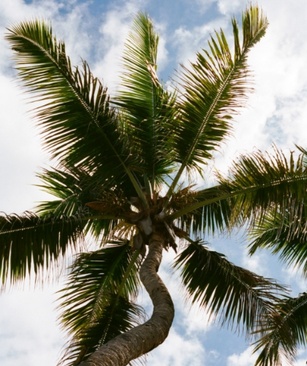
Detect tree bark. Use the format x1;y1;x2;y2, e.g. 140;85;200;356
78;232;175;366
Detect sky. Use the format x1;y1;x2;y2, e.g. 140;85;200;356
1;0;307;365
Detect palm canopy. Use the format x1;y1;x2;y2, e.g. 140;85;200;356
2;5;307;366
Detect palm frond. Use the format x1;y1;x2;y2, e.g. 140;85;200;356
60;295;144;366
169;147;307;239
116;13;178;191
0;212;85;285
296;145;307;166
218;147;307;225
36;166;124;240
6;21;142;198
167;6;268;195
253;292;307;366
249;208;307;274
58;242;143;366
168;185;232;236
174;240;286;333
36;167;91;217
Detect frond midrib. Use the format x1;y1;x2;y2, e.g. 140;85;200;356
167;66;237;199
169;174;307;221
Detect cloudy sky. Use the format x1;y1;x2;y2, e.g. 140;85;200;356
1;0;307;365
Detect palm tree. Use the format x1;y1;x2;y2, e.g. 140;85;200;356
2;5;307;366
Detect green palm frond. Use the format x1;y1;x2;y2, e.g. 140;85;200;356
174;240;286;332
116;13;178;190
0;212;85;284
168;185;232;236
36;167;91;217
296;145;307;156
60;295;144;366
196;187;232;234
36;166;124;240
253;292;307;366
167;6;268;195
58;242;143;365
249;208;307;274
6;21;142;198
170;147;307;237
218;147;307;224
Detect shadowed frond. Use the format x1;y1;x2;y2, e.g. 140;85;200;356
296;145;307;165
253;292;307;366
58;242;144;365
249;208;307;274
174;240;286;332
0;212;85;285
217;147;307;224
246;147;307;273
167;6;268;195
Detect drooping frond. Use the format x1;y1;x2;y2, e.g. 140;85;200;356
253;292;307;366
296;145;307;165
116;13;178;190
218;147;307;225
169;147;307;238
174;240;286;332
245;147;307;273
6;21;141;197
167;6;268;195
0;212;85;285
58;242;144;366
249;208;307;274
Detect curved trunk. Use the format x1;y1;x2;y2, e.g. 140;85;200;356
78;232;175;366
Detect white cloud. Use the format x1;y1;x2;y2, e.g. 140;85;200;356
217;0;246;15
92;0;169;93
0;74;50;212
147;327;207;366
171;15;228;67
0;286;65;366
294;348;307;366
92;4;137;91
281;265;307;294
227;346;257;366
294;360;307;366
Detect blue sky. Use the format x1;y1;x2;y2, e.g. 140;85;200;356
1;0;307;365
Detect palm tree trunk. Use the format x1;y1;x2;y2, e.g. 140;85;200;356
78;232;175;366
